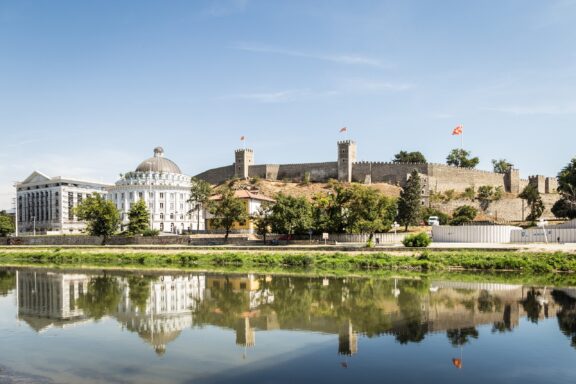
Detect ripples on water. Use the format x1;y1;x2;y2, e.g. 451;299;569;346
0;268;575;383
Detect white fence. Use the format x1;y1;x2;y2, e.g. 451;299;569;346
432;225;521;243
329;233;407;244
510;228;576;243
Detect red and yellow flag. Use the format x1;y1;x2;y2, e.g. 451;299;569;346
452;358;462;369
339;127;347;133
240;136;245;141
452;125;463;135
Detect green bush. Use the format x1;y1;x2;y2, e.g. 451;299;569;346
450;205;478;225
402;232;432;247
142;228;160;237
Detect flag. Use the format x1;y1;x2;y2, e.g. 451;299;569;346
452;125;463;135
339;127;347;133
452;358;462;369
240;136;245;141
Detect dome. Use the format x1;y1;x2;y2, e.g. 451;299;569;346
135;147;182;174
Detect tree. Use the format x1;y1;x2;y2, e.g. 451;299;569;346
492;159;513;174
346;184;397;241
446;327;479;347
209;187;248;241
77;275;121;320
450;205;477;225
446;149;479;168
252;203;272;243
553;158;576;219
127;199;150;235
393;151;427;164
270;193;313;235
74;194;120;244
189;177;212;234
0;211;14;237
311;181;351;233
519;184;544;223
476;185;503;211
397;170;422;231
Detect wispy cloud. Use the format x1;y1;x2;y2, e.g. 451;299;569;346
233;42;390;68
220;89;339;103
485;103;576;115
340;78;415;92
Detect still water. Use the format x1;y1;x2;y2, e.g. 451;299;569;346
0;268;575;384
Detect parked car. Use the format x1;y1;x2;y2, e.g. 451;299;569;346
427;216;440;226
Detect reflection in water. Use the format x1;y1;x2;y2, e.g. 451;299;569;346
12;269;576;357
0;270;16;296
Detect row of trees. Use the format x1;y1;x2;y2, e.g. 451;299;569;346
392;149;514;173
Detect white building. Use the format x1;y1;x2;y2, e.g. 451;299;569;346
15;171;111;235
108;147;203;234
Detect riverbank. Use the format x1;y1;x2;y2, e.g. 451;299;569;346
1;247;575;274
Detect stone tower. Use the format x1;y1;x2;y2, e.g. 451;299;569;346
235;148;254;179
337;140;357;183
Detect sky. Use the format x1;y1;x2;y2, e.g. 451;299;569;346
1;0;575;210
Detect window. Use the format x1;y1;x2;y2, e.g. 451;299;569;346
149;192;153;198
160;203;164;209
170;213;174;220
129;192;134;199
160;193;164;199
149;203;153;210
170;203;174;210
121;193;125;199
170;193;175;200
160;213;164;220
180;204;184;210
139;192;143;199
180;193;184;199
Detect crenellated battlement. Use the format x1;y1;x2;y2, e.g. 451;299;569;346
235;148;254;153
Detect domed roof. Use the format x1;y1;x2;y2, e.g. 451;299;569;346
135;147;182;174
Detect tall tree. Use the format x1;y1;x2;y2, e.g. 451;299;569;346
393;151;427;164
252;203;272;243
270;193;313;235
446;149;479;168
127;199;150;235
74;194;120;244
397;170;422;231
519;184;545;223
492;159;513;174
0;211;14;237
189;177;212;234
209;187;248;241
311;181;350;233
346;184;397;241
553;158;576;219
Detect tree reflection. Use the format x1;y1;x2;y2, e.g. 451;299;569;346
127;275;154;313
521;288;543;323
446;327;479;347
551;290;576;348
0;270;15;296
492;305;513;333
77;275;121;320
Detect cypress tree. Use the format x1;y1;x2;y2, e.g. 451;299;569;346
397;170;423;231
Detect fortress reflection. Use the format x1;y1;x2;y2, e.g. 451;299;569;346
13;270;576;356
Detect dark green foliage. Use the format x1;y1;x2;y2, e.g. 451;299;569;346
421;208;450;225
142;228;160;236
270;193;312;235
346;184;397;238
393;151;427;164
127;199;150;235
397;170;422;231
446;327;479;346
476;185;503;211
402;232;432;247
189;177;213;234
74;194;120;243
519;184;545;222
553;158;576;219
311;181;350;233
450;205;478;225
446;149;479;168
0;211;14;237
492;159;513;174
209;187;248;240
252;203;272;243
0;271;16;296
76;276;121;320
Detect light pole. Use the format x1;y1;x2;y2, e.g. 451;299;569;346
146;161;153;229
537;218;548;244
13;182;19;236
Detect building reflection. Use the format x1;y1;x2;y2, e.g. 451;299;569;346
16;270;91;331
12;269;576;356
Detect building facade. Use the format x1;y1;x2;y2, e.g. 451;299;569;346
15;171;111;235
107;147;203;234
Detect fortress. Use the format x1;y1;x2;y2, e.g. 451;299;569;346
195;140;558;200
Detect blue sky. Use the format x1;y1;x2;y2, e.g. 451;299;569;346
1;0;575;209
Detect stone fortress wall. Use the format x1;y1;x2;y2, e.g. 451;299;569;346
195;140;558;198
